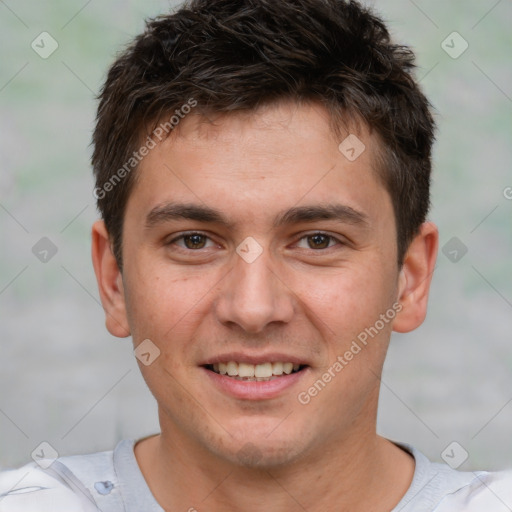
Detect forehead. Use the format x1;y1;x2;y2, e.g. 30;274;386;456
127;101;390;225
163;101;373;161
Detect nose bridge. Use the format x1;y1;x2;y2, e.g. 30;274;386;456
215;248;294;333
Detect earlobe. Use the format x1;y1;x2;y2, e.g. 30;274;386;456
91;220;131;338
393;222;439;333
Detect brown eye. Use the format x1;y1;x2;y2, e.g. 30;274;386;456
307;234;332;249
183;234;207;249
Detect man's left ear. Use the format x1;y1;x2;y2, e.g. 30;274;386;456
393;221;438;333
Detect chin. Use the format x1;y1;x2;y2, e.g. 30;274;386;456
211;433;310;469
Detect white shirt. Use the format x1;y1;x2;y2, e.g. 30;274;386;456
0;440;511;511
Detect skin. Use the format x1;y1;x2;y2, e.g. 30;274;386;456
92;100;438;511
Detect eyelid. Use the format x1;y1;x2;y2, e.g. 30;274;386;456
166;231;219;249
293;231;347;249
165;230;348;251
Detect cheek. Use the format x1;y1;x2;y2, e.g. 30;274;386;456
123;260;223;363
295;264;394;338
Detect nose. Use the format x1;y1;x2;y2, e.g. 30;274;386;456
214;247;295;334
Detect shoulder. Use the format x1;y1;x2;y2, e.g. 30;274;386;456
397;443;512;512
0;462;94;511
434;469;512;511
0;446;122;512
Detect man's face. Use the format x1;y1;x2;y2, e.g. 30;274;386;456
119;101;401;466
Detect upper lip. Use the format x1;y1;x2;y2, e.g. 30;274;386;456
200;352;310;366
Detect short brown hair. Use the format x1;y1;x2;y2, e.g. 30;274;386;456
92;0;435;269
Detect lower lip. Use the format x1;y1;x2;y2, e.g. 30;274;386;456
202;367;309;400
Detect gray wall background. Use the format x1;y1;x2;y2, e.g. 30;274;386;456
1;0;511;471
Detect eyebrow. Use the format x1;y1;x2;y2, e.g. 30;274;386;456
273;204;369;228
145;202;369;230
145;203;231;229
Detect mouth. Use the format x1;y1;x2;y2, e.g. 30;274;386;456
203;361;308;381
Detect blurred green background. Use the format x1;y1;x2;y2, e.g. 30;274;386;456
1;0;511;470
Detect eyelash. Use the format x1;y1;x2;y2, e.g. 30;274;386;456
166;231;344;251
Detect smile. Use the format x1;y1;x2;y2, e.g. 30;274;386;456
205;361;306;381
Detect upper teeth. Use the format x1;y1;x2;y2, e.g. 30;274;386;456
213;362;300;378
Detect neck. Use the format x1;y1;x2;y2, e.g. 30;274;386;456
135;418;414;512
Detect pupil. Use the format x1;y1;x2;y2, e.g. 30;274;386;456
185;234;206;249
309;234;329;249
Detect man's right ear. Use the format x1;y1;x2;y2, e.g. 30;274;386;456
91;220;131;338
